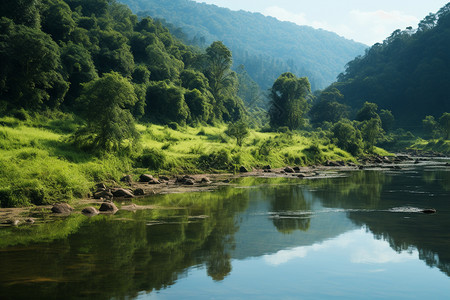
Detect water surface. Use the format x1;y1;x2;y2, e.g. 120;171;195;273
1;165;449;299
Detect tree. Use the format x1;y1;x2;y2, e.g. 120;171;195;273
269;72;311;130
205;41;233;100
379;109;395;132
439;112;450;139
0;20;69;110
73;72;139;152
361;118;384;152
331;120;363;156
356;102;379;122
225;120;249;147
422;115;439;139
310;87;349;124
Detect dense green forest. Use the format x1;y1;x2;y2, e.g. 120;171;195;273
319;3;450;131
118;0;367;92
0;0;249;126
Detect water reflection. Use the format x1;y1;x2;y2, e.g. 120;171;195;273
0;166;449;299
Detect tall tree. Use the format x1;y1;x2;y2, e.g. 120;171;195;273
73;72;139;152
269;72;311;130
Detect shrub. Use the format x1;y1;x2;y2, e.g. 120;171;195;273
137;148;167;170
198;149;232;170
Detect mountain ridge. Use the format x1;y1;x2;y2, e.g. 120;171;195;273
119;0;367;91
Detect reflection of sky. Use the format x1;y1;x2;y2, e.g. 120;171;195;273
141;228;450;300
264;228;417;267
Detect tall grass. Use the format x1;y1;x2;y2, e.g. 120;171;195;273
0;114;358;207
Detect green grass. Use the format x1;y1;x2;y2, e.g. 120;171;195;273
408;138;450;155
0;114;358;207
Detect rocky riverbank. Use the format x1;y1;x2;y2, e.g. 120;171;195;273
1;154;448;226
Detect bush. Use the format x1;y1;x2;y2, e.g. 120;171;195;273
137;148;167;170
198;149;232;170
168;122;179;130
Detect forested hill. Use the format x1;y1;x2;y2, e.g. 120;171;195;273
118;0;367;91
329;3;450;130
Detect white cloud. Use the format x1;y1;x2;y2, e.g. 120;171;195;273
262;6;420;45
263;229;418;267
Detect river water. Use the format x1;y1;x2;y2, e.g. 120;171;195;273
1;164;449;299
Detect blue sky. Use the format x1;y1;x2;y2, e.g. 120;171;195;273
193;0;449;45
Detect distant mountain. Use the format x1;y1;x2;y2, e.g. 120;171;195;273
118;0;367;91
329;3;450;129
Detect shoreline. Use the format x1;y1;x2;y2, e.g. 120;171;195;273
1;155;449;226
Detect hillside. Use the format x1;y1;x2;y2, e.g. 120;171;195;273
118;0;367;91
328;4;450;130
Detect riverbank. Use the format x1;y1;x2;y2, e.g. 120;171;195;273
2;154;448;226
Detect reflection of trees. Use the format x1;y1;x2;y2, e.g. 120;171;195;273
269;186;311;234
0;187;250;299
308;171;390;209
422;168;450;191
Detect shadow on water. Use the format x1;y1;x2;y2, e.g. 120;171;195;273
0;166;449;299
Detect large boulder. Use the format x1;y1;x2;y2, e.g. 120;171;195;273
139;174;154;182
93;189;113;200
284;167;294;173
99;202;118;213
111;188;134;198
82;207;99;216
200;177;212;184
148;179;161;185
120;175;133;184
51;203;74;214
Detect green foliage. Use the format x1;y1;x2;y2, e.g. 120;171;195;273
146;81;190;125
331;120;363;156
334;3;450;129
379;109;395;132
136;147;167;170
198;149;232;171
310;88;349;125
72;72;139;153
356;102;379;122
269;73;311;130
360;118;384;152
225;121;249;147
0;19;69;110
120;0;366;91
439;112;450;140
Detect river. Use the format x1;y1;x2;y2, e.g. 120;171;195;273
1;163;449;299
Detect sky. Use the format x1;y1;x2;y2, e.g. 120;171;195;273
193;0;449;45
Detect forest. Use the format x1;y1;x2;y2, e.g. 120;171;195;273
118;0;367;91
0;0;449;208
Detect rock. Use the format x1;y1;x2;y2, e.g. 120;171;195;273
6;219;20;226
293;166;301;172
414;159;420;164
159;175;170;181
200;177;212;184
262;165;271;170
51;203;74;214
148;179;161;185
112;188;134;198
82;207;99;216
134;188;145;196
325;160;340;167
99;202;118;213
421;208;436;214
94;190;113;200
120;175;133;184
176;175;196;184
25;218;35;224
284;167;294;173
297;173;309;178
139;174;154;182
96;183;107;190
239;166;249;173
184;178;195;185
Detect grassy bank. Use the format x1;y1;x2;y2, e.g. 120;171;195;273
1;113;359;207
